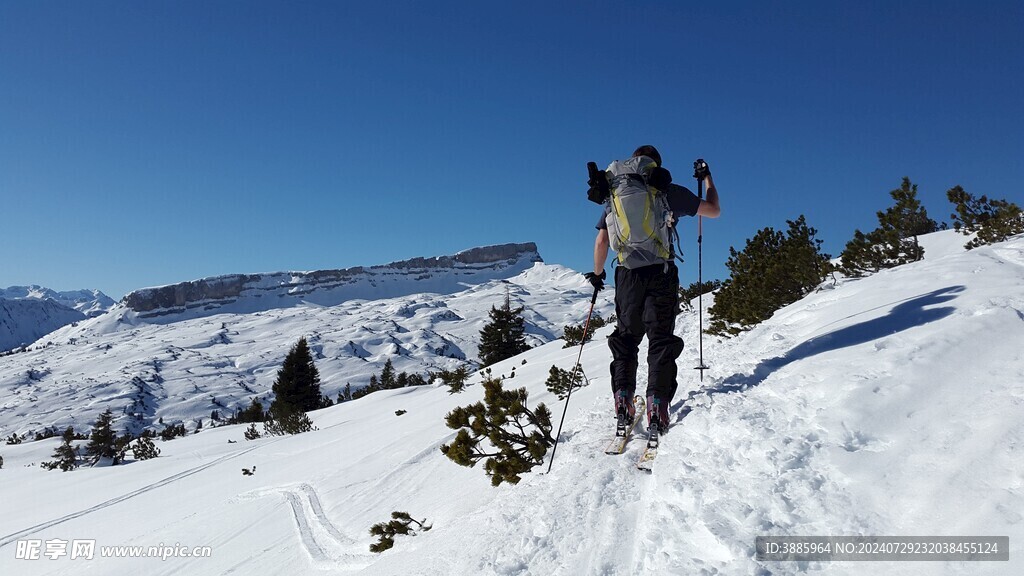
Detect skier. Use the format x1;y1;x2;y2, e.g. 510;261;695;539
585;145;721;436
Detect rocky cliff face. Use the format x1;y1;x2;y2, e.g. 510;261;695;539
122;243;542;321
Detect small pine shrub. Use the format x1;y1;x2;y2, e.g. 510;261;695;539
947;186;1024;249
159;422;187;441
263;404;315;436
561;314;608;348
434;366;470;395
544;365;586;400
369;511;432;553
132;436;161;460
440;376;555;486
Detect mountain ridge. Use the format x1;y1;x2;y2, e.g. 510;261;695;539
0;243;611;439
121;242;542;321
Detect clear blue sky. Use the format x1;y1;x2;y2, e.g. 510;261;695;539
2;1;1022;299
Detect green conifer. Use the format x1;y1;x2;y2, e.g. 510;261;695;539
132;436;161;460
85;409;118;464
544;365;585;400
440;376;554;486
270;337;322;415
42;427;80;471
369;511;431;553
840;177;938;276
478;293;531;366
708;216;831;335
947;186;1024;248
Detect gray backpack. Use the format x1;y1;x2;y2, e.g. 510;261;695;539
604;155;676;269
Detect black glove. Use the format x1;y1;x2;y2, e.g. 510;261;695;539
693;158;711;180
587;162;610;204
648;166;672;191
584;270;606;291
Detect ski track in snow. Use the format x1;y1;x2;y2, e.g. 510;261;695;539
0;439;277;549
235;482;371;571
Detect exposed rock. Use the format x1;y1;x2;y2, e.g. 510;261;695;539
122;243;543;321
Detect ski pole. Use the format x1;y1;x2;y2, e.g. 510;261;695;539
546;286;599;474
694;160;709;382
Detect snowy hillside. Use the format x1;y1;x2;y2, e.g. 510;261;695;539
0;298;85;354
0;244;614;438
0;230;1021;576
0;286;114;353
0;286;115;317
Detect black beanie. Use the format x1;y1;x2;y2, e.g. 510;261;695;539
632;145;662;167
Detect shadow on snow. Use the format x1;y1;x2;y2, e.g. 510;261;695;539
675;285;965;421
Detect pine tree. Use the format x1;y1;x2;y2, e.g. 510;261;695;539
43;427;80;471
262;403;315;436
264;338;319;436
132;436;161;460
561;314;607;348
159;422;187;441
544;365;586;400
477;293;531;366
708;216;831;336
434;366;470;394
369;511;432;553
380;359;396;389
840;177;938;276
947;186;1024;249
270;337;322;417
440;375;554;486
85;408;118;464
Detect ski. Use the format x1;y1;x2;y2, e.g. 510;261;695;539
604;395;644;455
636;425;659;472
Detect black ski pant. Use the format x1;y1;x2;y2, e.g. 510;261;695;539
608;263;684;404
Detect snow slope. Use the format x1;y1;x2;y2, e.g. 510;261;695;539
0;286;113;353
0;230;1021;575
0;298;85;354
0;258;614;438
0;287;114;317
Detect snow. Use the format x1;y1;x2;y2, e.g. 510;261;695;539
0;286;114;353
0;286;114;317
0;230;1021;575
0;261;614;438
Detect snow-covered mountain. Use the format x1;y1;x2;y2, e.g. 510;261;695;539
0;230;1020;575
0;286;115;353
0;243;614;438
121;242;545;322
0;286;115;317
